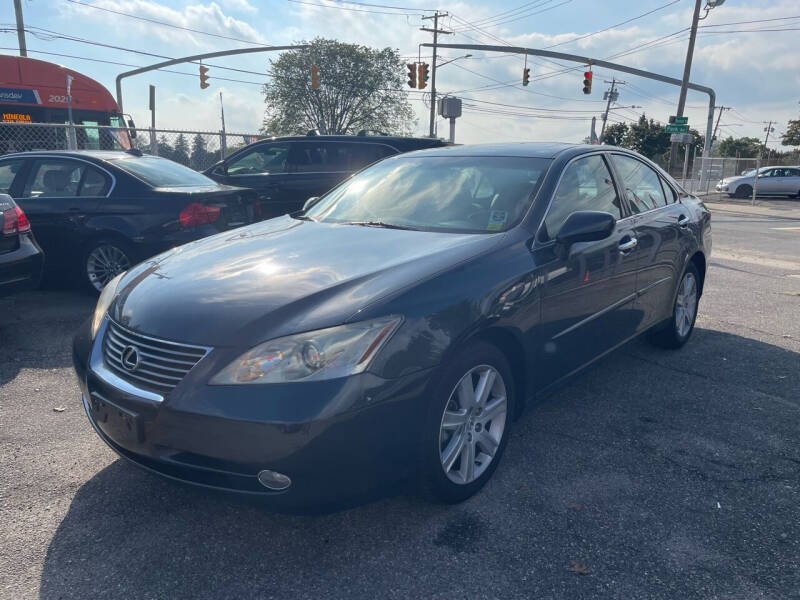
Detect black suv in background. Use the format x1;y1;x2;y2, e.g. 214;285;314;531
204;132;448;219
0;193;43;297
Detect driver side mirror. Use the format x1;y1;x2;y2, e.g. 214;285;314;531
126;119;137;139
211;161;228;176
302;196;321;212
556;211;616;247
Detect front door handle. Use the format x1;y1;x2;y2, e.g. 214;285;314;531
677;214;690;227
618;237;638;253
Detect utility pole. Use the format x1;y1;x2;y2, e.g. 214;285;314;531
668;0;703;174
711;105;730;143
762;120;774;158
599;78;623;142
421;12;452;138
13;0;27;57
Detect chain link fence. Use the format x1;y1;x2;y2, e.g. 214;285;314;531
685;154;800;197
0;122;264;172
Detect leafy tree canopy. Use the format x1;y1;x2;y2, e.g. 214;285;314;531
781;119;800;147
717;136;762;158
262;38;416;136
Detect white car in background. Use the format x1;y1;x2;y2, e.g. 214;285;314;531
716;166;800;199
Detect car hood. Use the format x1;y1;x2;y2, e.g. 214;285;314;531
111;216;500;347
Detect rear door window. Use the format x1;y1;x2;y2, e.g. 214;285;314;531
611;154;667;213
0;159;25;194
23;159;85;198
79;166;110;196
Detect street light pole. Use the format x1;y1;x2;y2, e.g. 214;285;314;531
668;0;703;174
13;0;27;57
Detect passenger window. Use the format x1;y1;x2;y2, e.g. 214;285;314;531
227;144;290;176
23;160;85;198
542;154;621;241
342;143;395;170
611;154;667;213
80;167;110;196
0;160;24;194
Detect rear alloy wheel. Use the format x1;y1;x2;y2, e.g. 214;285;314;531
85;241;132;293
734;184;752;199
649;263;700;349
423;342;515;503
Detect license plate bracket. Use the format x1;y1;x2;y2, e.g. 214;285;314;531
90;394;144;445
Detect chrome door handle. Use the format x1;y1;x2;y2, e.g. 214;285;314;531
677;215;690;227
618;237;638;253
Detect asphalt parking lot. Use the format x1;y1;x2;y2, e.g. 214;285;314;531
1;199;798;599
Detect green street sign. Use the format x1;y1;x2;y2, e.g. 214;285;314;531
665;124;689;133
673;116;688;125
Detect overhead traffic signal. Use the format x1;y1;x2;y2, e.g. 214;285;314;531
199;63;210;89
311;65;320;90
418;63;429;89
407;63;416;88
582;70;592;95
522;67;530;86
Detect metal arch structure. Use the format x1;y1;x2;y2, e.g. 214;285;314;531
115;45;308;114
425;43;716;159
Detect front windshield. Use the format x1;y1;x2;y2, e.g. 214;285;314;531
109;156;216;187
305;156;551;233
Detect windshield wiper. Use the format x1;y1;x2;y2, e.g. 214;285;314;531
343;220;414;230
291;213;316;221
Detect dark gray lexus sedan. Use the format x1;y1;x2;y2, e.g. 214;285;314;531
72;142;711;505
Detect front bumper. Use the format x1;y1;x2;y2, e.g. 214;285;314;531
73;318;435;505
715;183;729;192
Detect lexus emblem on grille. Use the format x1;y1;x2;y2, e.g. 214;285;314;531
121;345;141;372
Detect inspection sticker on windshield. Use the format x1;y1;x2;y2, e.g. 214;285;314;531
487;210;508;231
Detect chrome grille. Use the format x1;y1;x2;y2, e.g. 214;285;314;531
103;319;210;395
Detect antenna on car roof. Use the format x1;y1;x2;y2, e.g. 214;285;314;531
306;130;319;137
125;148;143;156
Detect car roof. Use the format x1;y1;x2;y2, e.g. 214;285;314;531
399;142;610;159
0;150;154;162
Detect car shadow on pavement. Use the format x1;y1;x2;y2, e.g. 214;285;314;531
38;327;800;599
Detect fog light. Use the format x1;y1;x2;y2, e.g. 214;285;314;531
257;469;291;491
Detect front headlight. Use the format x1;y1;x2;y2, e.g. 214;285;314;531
210;316;402;385
91;272;125;340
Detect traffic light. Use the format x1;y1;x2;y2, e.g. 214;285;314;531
522;67;530;86
407;63;416;88
199;64;210;89
582;70;592;95
311;65;320;90
418;63;429;89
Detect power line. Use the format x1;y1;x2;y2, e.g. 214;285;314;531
466;0;556;28
454;0;572;31
285;0;426;16
543;0;681;49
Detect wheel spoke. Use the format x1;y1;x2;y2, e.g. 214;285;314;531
476;430;499;457
442;408;468;430
459;437;475;482
441;431;465;473
457;375;474;410
474;368;496;408
480;396;506;424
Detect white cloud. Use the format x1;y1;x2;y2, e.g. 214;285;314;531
220;0;257;14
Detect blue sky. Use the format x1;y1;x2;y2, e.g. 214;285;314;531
4;0;799;147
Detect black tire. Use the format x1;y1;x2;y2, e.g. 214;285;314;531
421;341;516;503
734;184;752;199
648;262;700;349
82;238;135;294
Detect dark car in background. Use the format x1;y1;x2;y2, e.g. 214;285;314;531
0;150;258;292
0;193;43;297
204;132;448;219
73;143;711;506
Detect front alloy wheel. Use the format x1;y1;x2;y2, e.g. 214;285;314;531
422;342;515;503
439;365;508;485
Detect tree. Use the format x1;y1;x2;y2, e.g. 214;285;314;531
157;135;175;161
172;133;190;166
782;119;800;147
261;38;415;136
717;136;761;158
191;134;209;170
621;114;671;164
602;122;628;146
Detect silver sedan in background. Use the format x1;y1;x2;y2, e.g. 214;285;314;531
716;166;800;199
